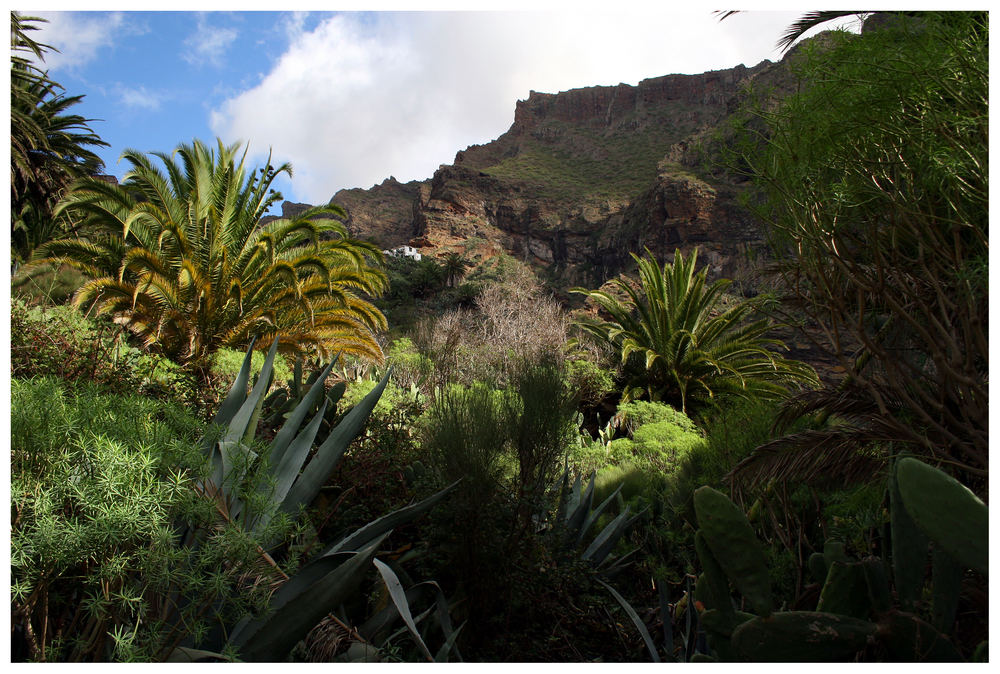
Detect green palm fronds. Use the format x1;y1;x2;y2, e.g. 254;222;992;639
572;249;817;413
37;138;387;375
11;12;108;264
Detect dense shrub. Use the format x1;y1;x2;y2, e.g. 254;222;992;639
565;358;615;409
11;298;160;395
615;399;699;436
9;298;270;418
11;377;287;661
11;262;88;305
322;371;427;534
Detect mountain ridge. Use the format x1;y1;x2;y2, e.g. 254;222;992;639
286;52;804;289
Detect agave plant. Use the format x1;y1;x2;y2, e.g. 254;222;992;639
541;468;666;660
167;338;457;662
572;248;817;413
36;138;387;381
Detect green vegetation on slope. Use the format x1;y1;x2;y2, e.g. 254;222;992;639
481;119;697;202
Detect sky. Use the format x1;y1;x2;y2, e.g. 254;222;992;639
22;3;866;210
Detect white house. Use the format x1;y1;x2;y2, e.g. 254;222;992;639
383;245;422;261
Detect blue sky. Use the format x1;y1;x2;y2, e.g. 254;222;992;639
26;6;864;210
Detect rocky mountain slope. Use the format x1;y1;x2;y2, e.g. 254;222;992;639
300;43;847;378
309;54;807;293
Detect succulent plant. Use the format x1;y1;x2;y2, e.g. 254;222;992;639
171;338;456;662
688;456;987;662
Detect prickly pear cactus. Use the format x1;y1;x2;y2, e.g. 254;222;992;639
689;463;982;662
693;486;773;616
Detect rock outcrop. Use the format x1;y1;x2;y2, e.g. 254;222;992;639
281;47;851;376
318;57;790;289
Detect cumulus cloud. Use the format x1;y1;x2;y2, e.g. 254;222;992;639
183;13;240;67
211;10;861;204
32;11;131;72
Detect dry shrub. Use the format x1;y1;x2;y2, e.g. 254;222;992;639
416;262;568;388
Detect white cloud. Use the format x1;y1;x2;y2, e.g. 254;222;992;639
279;11;311;43
211;10;862;204
183;14;239;67
32;11;130;72
119;85;164;110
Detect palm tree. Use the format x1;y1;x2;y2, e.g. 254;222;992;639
10;11;107;266
717;11;869;52
440;251;470;287
572;249;817;414
37;138;388;381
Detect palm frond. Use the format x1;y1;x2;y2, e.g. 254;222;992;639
727;427;888;493
776;11;867;52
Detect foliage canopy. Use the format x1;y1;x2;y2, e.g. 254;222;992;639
729;12;988;490
573;248;817;413
10;11;108;265
37;138;388;377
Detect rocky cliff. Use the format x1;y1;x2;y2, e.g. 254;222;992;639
319;56;798;290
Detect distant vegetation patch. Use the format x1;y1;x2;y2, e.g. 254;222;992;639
482;120;683;202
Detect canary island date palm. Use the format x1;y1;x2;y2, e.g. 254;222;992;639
38;138;388;380
10;11;107;266
572;249;817;413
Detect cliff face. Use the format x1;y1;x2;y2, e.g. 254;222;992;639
323;58;786;285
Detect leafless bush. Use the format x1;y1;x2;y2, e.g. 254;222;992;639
415;262;570;389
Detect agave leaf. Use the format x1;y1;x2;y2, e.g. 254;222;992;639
598;547;641;576
322;480;459;557
291;354;303;398
214;439;258;521
359;583;430;642
435;622;466;662
224;337;279;448
577;482;624;547
565;472;583;522
566;471;597;535
657;579;675;662
212;335;257;427
374;558;434;661
582;507;643;565
268;359;335;468
384;604;435;650
430;581;463;662
252;401;329;534
231;534;390;662
554;464;571;526
280;367;392;513
326;380;347;409
597;578;661;662
166;647;236;662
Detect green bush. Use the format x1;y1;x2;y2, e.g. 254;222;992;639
593;462;663;506
566;358;615;408
631;419;708;473
211;346;292;389
385;337;435;390
12;262;89;305
11;377;282;661
11;298;152;395
10;298;234;417
615;400;699;437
